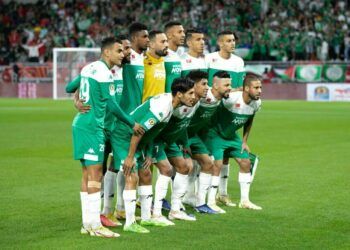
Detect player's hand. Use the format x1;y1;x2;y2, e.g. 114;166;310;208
123;156;135;176
142;156;152;170
75;99;91;113
133;123;145;136
183;147;192;157
241;142;250;154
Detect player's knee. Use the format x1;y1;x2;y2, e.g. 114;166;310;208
239;159;251;173
139;169;152;184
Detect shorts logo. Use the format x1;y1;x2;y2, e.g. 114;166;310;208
88;148;95;154
145;118;156;129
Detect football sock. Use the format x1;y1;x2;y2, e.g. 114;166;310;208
80;192;89;229
138;185;153;221
171;173;188;211
87;192;102;229
102;170;116;215
153;174;171;216
219;164;229;196
239;172;251;202
116;171;125;211
208;176;220;205
196;172;211;206
123;190;136;227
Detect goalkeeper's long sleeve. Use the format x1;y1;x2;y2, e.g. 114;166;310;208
107;98;135;128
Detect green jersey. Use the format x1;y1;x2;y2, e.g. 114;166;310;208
72;60;116;132
205;52;245;88
113;93;174;148
104;65;123;132
156;102;199;145
213;91;261;140
180;53;207;77
119;49;144;113
164;49;182;93
187;88;221;137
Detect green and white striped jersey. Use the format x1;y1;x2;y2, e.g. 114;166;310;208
187;88;221;137
72;60;115;132
114;93;174;147
164;49;182;93
205;52;245;88
214;91;261;140
180;53;207;77
157;101;200;145
119;49;145;113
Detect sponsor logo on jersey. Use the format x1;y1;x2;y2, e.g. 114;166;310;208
154;70;166;79
109;84;115;95
145;118;156;129
232;117;248;126
136;71;144;79
171;65;182;74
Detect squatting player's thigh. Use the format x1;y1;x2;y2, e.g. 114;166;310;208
73;127;105;166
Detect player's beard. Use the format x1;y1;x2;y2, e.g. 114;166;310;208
156;48;168;57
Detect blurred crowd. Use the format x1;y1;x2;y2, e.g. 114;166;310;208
1;0;350;65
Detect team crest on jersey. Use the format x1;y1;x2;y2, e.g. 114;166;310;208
235;103;241;108
186;59;192;63
109;84;115;95
206;98;211;102
131;54;135;59
145;118;156;129
159;112;163;118
212;58;217;62
111;69;115;74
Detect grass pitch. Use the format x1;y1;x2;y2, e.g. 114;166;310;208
0;99;349;249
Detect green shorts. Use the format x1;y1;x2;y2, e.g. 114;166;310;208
72;127;105;166
188;134;209;155
166;142;190;159
111;134;149;172
205;129;249;161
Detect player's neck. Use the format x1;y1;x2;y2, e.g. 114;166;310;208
211;88;221;101
243;92;252;104
188;50;202;58
132;45;143;55
168;42;178;52
100;57;112;69
219;50;231;60
172;96;181;108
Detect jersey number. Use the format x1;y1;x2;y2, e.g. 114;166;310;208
79;78;90;103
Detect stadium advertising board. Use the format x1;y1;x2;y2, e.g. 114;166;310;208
307;83;350;101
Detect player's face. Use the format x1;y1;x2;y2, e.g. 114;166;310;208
153;33;168;57
194;78;209;98
219;34;235;54
188;33;205;54
170;25;185;46
179;87;196;107
245;80;262;100
136;30;149;51
215;78;231;98
122;39;131;64
110;43;124;67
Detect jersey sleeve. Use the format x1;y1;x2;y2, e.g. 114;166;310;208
65;75;81;93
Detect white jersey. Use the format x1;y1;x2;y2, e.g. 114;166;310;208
180;53;207;77
164;49;182;92
205;52;245;88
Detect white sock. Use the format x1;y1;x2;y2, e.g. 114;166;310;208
87;192;102;229
138;185;153;221
123;190;136;227
219;164;229;196
207;176;220;205
184;161;198;202
116;171;125;211
80;192;89;228
239;172;251;202
171;173;188;212
153;174;171;216
196;172;211;206
102;170;116;215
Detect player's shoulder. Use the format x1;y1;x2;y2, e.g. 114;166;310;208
223;91;242;106
165;49;181;62
81;60;112;82
230;53;244;66
173;102;198;118
250;98;262;112
205;52;218;61
150;93;173;119
130;49;144;65
201;88;220;106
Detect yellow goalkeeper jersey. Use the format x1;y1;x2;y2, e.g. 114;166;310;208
142;52;166;103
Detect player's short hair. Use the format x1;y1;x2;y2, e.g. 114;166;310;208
117;34;128;41
217;30;238;40
213;70;230;79
186;70;208;83
149;30;164;41
186;28;204;40
243;73;261;87
101;37;122;51
128;22;148;37
171;77;195;96
164;21;182;33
